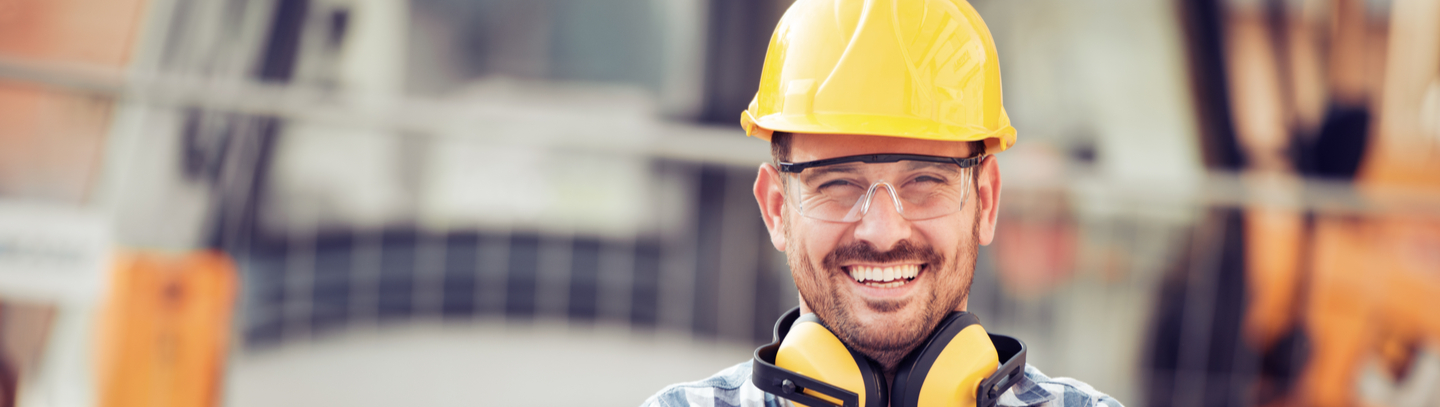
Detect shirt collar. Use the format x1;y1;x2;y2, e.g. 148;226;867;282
997;365;1057;406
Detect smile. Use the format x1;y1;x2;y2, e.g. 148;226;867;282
844;264;922;288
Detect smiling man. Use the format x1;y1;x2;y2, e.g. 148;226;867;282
643;1;1120;406
759;132;989;372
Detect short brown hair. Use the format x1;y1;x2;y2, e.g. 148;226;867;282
771;132;793;163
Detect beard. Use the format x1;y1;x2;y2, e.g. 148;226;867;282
788;225;980;371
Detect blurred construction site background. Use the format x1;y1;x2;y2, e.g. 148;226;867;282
1;0;1438;406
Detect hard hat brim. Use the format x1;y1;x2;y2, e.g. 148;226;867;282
743;110;1016;153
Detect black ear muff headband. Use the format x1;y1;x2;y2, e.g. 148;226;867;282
752;307;1027;407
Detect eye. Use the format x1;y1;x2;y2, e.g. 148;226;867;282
817;179;862;191
910;175;949;185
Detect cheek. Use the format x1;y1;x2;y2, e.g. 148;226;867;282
913;217;971;251
792;220;849;263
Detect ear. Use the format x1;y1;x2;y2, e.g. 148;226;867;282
975;156;1002;246
755;163;788;252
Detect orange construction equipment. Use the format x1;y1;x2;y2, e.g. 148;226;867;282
96;251;237;407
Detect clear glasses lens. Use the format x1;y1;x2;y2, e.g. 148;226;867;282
784;161;974;222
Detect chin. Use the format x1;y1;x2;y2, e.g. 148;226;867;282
789;238;974;358
832;293;932;345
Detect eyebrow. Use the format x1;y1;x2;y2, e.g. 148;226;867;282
798;161;960;184
905;161;961;173
800;165;862;181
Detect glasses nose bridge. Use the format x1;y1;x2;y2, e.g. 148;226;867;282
859;180;905;218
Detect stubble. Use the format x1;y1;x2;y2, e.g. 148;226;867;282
787;221;980;371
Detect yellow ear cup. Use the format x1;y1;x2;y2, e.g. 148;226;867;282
914;324;999;407
891;312;1002;407
776;316;869;407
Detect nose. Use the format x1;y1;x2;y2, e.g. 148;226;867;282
852;184;912;252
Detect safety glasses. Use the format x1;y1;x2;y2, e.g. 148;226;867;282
778;153;983;223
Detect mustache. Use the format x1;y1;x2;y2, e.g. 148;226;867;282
821;240;944;270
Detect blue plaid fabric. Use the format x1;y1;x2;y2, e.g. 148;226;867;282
642;361;1122;407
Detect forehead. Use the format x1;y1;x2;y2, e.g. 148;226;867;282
788;133;975;161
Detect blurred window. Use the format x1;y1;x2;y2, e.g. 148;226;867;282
407;0;664;96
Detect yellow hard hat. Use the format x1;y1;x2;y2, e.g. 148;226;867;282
740;0;1016;154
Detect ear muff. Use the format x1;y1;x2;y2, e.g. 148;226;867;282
753;308;885;407
889;312;1029;407
979;334;1027;407
776;314;886;407
891;312;996;407
753;308;1027;407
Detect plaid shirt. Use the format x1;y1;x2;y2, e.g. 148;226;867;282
642;361;1122;407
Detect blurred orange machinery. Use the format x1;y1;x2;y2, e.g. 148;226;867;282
96;252;236;407
1231;0;1440;404
1247;209;1440;407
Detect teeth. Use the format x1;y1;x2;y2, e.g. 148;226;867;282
847;264;921;285
872;280;905;288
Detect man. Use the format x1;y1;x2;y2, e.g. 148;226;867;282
644;0;1121;406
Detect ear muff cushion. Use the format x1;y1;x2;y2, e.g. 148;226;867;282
891;313;1000;407
776;314;885;407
